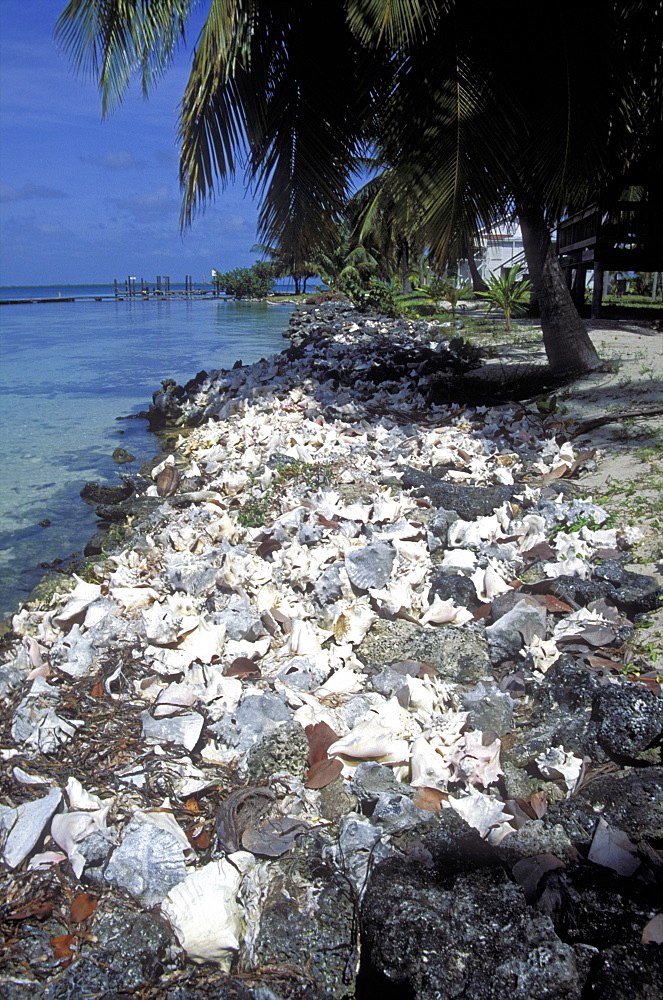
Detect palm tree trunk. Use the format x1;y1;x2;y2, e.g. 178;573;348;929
518;203;600;374
466;244;489;293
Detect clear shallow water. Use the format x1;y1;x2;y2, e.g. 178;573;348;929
0;293;293;619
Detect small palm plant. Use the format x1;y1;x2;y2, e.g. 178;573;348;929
477;264;532;332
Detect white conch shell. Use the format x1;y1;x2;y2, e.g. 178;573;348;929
161;854;254;966
332;602;376;645
328;716;408;761
471;564;512;602
420;595;473;627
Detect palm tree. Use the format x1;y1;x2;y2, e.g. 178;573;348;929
56;1;661;374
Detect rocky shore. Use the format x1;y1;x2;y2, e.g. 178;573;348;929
1;299;662;999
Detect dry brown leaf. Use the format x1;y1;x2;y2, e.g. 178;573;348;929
225;657;261;678
540;594;572;613
70;893;97;924
541;464;571;480
305;721;340;766
256;536;282;558
189;830;210;850
184;798;200;813
7;900;54;921
90;680;105;698
50;934;76;965
317;514;340;529
412;787;446;812
304;757;343;789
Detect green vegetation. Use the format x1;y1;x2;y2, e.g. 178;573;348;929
477;265;532;332
237;460;334;527
212;262;275;299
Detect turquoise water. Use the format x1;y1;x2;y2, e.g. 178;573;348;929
0;293;293;619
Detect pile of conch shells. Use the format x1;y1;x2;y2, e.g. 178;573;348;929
1;301;648;969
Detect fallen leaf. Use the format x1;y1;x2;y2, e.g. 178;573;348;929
7;900;54;921
305;721;340;766
225;657;261;678
184;798;200;813
512;854;565;902
305;757;343;789
642;913;663;945
541;464;571;480
241;817;308;857
90;680;105;698
190;830;210;850
70;893;97;923
317;514;340;529
588;817;640;876
50;934;76;965
256;536;282;558
540;594;572;613
521;542;556;565
412;787;446;812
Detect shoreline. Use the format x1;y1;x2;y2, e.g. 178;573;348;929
1;300;661;997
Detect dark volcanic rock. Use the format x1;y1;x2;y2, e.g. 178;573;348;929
546;767;663;844
544;572;662;616
361;862;581;999
400;466;516;517
593;682;663;762
583;944;663;999
42;907;177;999
249;844;356;999
428;568;480;610
80;480;134;505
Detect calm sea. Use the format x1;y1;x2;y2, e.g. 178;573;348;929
0;286;294;620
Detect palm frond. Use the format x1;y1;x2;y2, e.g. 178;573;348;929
55;0;194;114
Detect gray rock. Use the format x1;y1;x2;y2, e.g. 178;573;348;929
357;618;491;683
165;549;222;595
361;863;581;999
428;507;463;547
318;777;358;821
313;563;345;605
350;762;414;807
104;819;187;906
80;481;134;505
582;944;663;999
485;599;547;663
212;594;264;641
245;721;309;782
371;792;432;833
249;844;356;999
210;691;292;754
344;541;395;590
461;681;514;735
593;683;663;762
0;662;25;698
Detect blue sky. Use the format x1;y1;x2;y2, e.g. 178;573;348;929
0;1;264;286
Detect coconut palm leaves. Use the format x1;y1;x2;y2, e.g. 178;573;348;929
56;0;662;372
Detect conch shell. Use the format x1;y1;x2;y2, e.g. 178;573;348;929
156;465;181;497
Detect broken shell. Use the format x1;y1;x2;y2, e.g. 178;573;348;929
161;855;254;966
156;465;182;497
332;602;376;645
